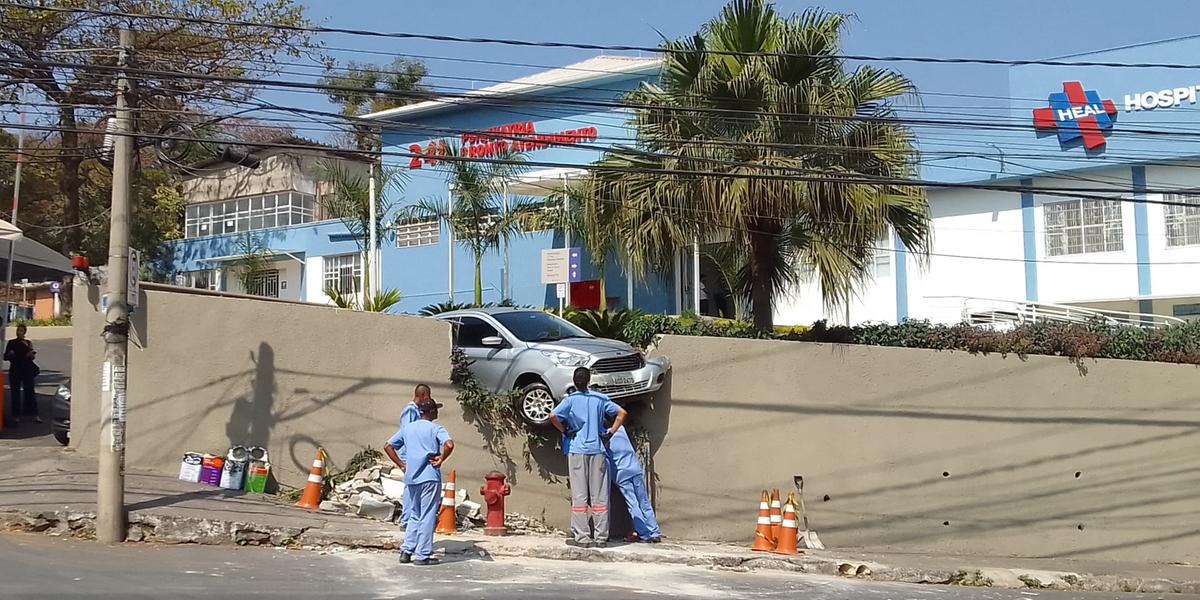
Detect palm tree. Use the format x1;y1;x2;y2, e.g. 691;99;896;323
398;143;532;305
230;232;272;296
584;0;931;330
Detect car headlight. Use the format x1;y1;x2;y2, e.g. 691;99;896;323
540;350;590;367
56;385;71;400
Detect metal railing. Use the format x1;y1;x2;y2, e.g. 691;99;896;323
959;297;1185;330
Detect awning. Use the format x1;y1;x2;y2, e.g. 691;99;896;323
0;218;73;281
505;167;588;196
197;249;306;265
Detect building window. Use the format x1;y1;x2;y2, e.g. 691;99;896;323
184;191;316;239
246;269;280;298
396;218;440;248
1164;193;1200;247
177;269;218;291
323;253;362;294
1044;198;1123;257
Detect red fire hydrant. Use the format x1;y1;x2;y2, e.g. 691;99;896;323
480;471;511;536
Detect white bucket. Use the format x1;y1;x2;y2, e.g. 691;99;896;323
178;452;202;483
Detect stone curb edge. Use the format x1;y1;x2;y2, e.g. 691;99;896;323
3;509;1198;594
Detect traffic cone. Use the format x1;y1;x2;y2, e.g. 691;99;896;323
751;490;775;551
769;488;783;543
295;448;325;510
435;469;457;534
774;494;800;555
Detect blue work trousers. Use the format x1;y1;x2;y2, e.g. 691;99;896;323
400;480;441;560
616;475;660;539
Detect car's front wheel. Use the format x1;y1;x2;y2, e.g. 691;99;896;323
53;430;69;446
515;382;557;427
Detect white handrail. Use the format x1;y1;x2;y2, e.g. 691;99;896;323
957;297;1185;330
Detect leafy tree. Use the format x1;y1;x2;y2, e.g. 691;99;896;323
0;0;315;256
319;58;430;150
229;232;272;296
583;0;931;330
397;143;534;305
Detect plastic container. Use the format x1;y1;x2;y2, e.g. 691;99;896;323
244;461;270;493
178;452;202;483
199;455;224;486
220;446;248;490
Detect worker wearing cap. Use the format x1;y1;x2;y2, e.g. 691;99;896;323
384;396;454;566
550;367;627;548
395;384;430;530
604;425;661;543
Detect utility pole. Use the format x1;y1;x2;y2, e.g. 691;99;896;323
2;99;25;343
97;26;134;544
367;160;377;303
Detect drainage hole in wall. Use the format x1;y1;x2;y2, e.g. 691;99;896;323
823;494;831;502
1075;471;1082;478
942;471;950;478
1077;524;1085;531
943;521;950;526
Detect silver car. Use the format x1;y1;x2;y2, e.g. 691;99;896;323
435;308;670;426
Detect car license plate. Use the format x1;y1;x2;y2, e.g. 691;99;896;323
611;374;635;386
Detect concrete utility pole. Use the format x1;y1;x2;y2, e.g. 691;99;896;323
97;27;134;544
367;160;377;302
2;100;25;341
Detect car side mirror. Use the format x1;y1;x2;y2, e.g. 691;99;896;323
481;336;504;347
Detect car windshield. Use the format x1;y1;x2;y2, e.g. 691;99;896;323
492;311;593;342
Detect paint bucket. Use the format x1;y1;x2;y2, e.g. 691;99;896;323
244;461;270;494
178;452;203;483
219;446;248;490
199;455;224;486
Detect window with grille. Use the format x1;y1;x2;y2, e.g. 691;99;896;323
1044;199;1124;257
247;269;280;298
1164;193;1200;247
184;191;316;239
395;218;439;248
323;253;362;294
178;269;218;291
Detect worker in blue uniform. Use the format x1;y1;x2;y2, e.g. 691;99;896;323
395;384;430;530
604;424;661;543
384;396;454;566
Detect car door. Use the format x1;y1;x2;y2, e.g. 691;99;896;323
452;316;517;393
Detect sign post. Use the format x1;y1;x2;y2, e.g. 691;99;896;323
541;247;580;316
127;248;141;309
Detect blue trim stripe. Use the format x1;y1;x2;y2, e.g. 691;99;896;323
894;232;908;323
1132;166;1152;296
1020;179;1038;302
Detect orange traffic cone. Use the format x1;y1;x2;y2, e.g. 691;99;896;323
295;448;326;510
435;469;457;534
769;488;783;543
774;494;800;555
751;490;775;551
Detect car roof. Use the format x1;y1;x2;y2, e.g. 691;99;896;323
435;307;542;318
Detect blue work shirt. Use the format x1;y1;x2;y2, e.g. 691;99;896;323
604;426;643;483
552;390;620;455
387;419;451;485
398;401;420;428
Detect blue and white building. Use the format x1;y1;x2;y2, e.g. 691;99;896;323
167;38;1200;325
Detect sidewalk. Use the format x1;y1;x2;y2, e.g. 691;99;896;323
2;446;1199;594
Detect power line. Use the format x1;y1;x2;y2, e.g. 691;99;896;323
13;3;1200;71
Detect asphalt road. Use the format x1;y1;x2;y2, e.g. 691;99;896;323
2;534;1195;600
0;334;70;446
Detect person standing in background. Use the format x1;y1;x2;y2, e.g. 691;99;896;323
395;384;431;530
384;396;454;566
604;424;661;543
4;324;38;424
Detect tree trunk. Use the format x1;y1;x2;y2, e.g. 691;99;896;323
473;253;483;305
597;262;607;312
748;221;778;331
58;107;84;257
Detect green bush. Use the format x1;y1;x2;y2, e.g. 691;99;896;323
12;317;71;327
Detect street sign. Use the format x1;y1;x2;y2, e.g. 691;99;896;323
540;248;568;284
555;283;567;298
128;248;141;308
568;247;582;283
49;282;61;295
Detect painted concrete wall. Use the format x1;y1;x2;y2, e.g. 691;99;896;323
70;280;1200;561
643;334;1200;562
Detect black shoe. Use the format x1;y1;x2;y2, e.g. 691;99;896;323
413;557;440;566
647;537;662;544
33;417;42;424
593;541;607;549
397;551;412;564
565;539;593;549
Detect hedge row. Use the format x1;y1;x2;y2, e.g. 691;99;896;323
614;314;1200;366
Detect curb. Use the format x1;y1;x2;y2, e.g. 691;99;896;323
4;508;1199;594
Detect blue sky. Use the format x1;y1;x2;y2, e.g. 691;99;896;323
290;0;1200;118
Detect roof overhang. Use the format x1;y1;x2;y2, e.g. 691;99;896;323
504;167;588;196
198;249;305;265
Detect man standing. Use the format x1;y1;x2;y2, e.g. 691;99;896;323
550;367;627;548
605;424;661;543
396;384;431;529
384;396;454;566
4;324;38;424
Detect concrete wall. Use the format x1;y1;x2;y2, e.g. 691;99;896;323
70;280;1200;562
70;281;570;521
643;335;1200;562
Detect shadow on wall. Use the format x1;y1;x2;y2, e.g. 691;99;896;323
225;342;276;450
